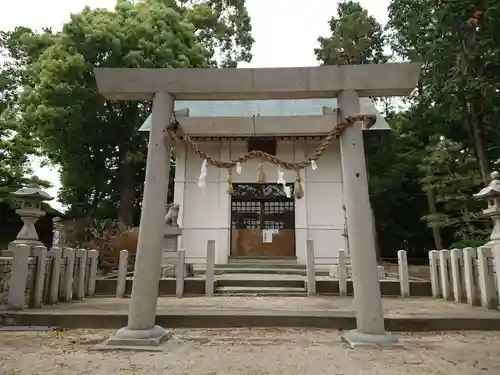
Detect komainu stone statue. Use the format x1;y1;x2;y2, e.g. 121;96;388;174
164;204;179;227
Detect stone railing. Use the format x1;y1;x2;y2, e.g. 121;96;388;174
0;244;99;310
429;246;500;310
305;240;410;297
115;239;216;298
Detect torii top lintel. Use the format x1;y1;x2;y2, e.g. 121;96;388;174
94;63;421;101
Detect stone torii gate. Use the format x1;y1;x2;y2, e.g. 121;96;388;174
94;63;421;348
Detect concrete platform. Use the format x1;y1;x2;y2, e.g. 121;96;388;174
2;297;500;331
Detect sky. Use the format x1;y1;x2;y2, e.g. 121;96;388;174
1;0;391;209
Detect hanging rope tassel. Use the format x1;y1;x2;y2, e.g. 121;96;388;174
257;162;266;183
227;168;234;195
277;166;291;198
294;169;304;200
197;159;208;191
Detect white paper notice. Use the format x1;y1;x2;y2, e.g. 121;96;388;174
262;229;278;243
262;230;272;243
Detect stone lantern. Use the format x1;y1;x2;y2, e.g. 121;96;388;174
9;176;54;250
473;171;500;247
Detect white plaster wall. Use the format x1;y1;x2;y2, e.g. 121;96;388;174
176;139;345;265
174;141;230;265
305;140;346;265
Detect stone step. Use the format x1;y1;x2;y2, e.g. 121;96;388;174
217;263;305;269
216;286;307;296
217;278;305;289
215;267;306;275
227;257;300;265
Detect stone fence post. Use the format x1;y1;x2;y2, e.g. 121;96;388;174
428;250;441;298
397;249;410;298
477;246;497;309
74;249;87;300
450;248;464;303
60;248;75;302
439;250;452;300
306;240;316;296
463;247;479;306
338;249;347;297
116;250;128;298
494;245;500;305
176;250;185;297
205;240;215;297
31;245;47;308
7;244;30;311
86;249;99;297
47;247;62;305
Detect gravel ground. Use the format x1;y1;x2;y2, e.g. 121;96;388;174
1;328;500;374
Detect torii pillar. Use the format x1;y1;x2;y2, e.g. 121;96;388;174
93;63;421;349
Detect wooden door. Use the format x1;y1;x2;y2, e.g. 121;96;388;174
230;183;295;258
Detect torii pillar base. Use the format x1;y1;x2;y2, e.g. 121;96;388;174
341;330;398;349
93;326;172;352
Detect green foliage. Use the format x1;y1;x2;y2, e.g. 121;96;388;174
313;0;500;254
386;0;499;249
364;112;434;255
314;0;387;65
388;0;500;178
9;0;253;224
419;137;488;247
181;0;254;67
0;30;39;201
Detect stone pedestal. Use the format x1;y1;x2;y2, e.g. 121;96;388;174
163;226;182;254
12;210;44;244
160;226;193;278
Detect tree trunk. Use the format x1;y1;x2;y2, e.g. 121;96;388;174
117;102;140;227
426;187;444;250
118;160;136;227
459;31;489;184
470;100;489;184
371;204;382;262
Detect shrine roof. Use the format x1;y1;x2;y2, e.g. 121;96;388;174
138;98;390;132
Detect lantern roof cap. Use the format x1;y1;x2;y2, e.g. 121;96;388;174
473;171;500;200
11;176;54;201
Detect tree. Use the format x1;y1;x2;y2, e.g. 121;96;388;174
364;111;435;257
181;0;253;67
388;0;500;183
0;30;39;201
15;0;253;225
419;136;488;248
314;0;387;65
387;0;500;248
314;1;408;258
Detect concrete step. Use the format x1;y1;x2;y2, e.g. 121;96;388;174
217;278;305;289
227;257;299;265
217;263;305;269
216;286;307;296
215;267;306;275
